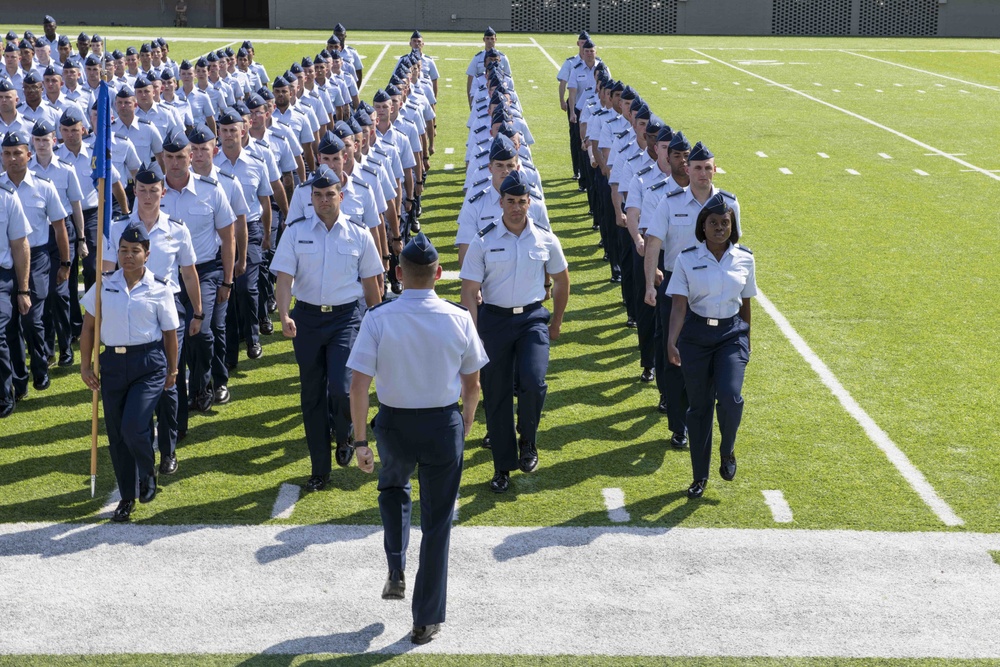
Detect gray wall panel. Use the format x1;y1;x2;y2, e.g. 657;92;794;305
938;0;1000;37
678;0;774;36
2;0;216;28
271;0;510;32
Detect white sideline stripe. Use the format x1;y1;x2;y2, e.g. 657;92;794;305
755;291;964;527
357;44;391;94
914;169;930;176
879;153;893;159
444;147;454;154
601;488;630;523
846;169;861;175
690;48;1000;183
762;490;794;523
98;488;121;518
440;270;460;280
4;522;1000;656
270;484;300;520
529;37;561;71
779;167;792;175
756;151;768;158
818;152;830;158
443;163;455;171
841;51;1000;92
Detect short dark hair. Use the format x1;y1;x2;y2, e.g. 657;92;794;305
398;253;437;284
118;236;150;252
695;206;739;244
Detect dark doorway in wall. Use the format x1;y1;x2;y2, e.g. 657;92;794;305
223;0;268;28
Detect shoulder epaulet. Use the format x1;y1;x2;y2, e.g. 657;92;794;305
650;179;670;191
468;188;489;204
477;221;497;237
347;216;365;228
373;147;388;158
276;119;291;127
351;176;369;190
255;139;268;147
218;171;235;180
361;165;377;176
296;180;310;189
475;163;489;172
168;217;184;227
286;216;306;227
101;270;115;276
473;125;487;134
248;152;265;163
616;132;631;142
34;174;52;183
154;275;168;285
735;244;752;254
443;300;468;311
666;188;685;198
58;158;73;166
719;189;737;200
474;149;488;160
572;61;583;69
197;174;218;186
472;177;489;189
636;166;653;177
682;245;698;253
112;213;130;222
138;118;152;125
0;182;13;194
627;152;642;162
532;220;551;232
366;299;392;312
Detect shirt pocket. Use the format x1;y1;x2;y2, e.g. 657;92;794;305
527;247;550;266
337;244;360;274
485;247;514;264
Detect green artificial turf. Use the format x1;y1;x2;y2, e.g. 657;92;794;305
2;29;999;533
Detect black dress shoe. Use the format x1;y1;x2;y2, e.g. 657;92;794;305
670;431;688;449
720;455;737;481
490;470;510;493
33;374;51;391
266;297;277;314
138;474;157;503
609;274;622;284
640;368;654;383
305;474;330;491
58;353;74;367
214;385;231;405
0;402;13;418
687;479;707;499
591;221;598;229
111;499;135;523
411;623;440;645
625;318;637;329
247;342;263;359
518;439;538;473
577;184;587;192
259;318;274;335
382;569;405;600
411;219;421;233
192;389;213;413
390;280;403;295
159;454;178;475
657;398;669;414
14;389;27;402
335;425;355;467
482;434;491;450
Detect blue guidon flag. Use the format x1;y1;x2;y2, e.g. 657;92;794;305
90;81;112;239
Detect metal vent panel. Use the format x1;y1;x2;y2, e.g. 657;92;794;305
512;0;592;33
772;0;852;36
597;0;678;35
859;0;938;36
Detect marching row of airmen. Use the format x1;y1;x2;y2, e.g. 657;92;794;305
557;32;758;498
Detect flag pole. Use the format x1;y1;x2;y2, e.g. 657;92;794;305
90;82;112;498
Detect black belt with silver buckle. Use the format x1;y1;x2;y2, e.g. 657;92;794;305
483;301;543;316
295;300;358;314
687;313;736;328
381;402;459;415
107;340;162;354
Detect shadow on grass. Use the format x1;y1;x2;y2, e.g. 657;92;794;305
234;623;416;664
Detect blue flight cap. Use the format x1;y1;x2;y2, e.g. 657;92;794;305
120;225;148;243
135;165;162;184
702;192;731;216
112;49;124;59
22;71;42;85
629;96;645;113
484;26;496;37
411;30;422;40
372;88;390;104
237;48;248;59
242;40;254;50
484;48;500;59
496;122;516;140
317;131;345;154
635;104;651;120
44;15;57;24
5;31;17;41
90;34;103;44
582;39;595;49
332;121;353;140
179;59;193;70
257;88;274;101
224;46;235;57
668;130;690;151
196;57;209;68
346;116;362;134
0;80;13;92
385;83;401;97
246;94;266;110
353;108;372;127
272;76;288;88
60;106;85;126
400;232;438;265
31;119;55;137
578;31;590;40
232;101;251;116
140;42;152;54
126;46;138;56
328;49;342;61
35;37;50;48
217;108;243;125
688;141;714;162
609;80;624;94
62;59;79;70
133;76;151;89
333;23;347;33
290;63;303;75
621;85;636;101
77;32;89;42
1;130;30;148
187;124;216;144
84;54;100;67
499;170;531;196
18;39;32;50
58;36;72;47
160;69;175;81
646;117;665;136
205;51;218;63
327;34;341;46
163;130;190;153
311;171;340;189
3;44;16;54
43;65;59;77
489;134;517;161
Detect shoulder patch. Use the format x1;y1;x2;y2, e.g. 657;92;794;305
197;174;219;186
666;188;685;198
477;221;497;237
720;189;737;200
682;245;698;253
735;244;752;254
636;166;653;177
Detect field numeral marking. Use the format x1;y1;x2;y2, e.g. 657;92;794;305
779;167;793;175
602;488;631;523
762;490;794;523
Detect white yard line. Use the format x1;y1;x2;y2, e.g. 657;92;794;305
2;522;999;656
601;488;631;523
914;169;930;176
879;153;893;159
98;488;121;519
357;44;391;94
761;490;794;523
846;169;861;175
756;151;769;158
529;37;562;70
443;163;455;171
440;270;460;280
444;147;454;154
841;51;1000;92
689;48;1000;183
818;152;830;158
779;167;792;175
270;483;301;520
755;291;964;527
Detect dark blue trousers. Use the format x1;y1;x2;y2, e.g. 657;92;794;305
9;247;50;394
0;268;14;409
568;109;581;177
291;303;361;477
631;246;655;369
181;259;225;399
677;314;750;481
374;404;463;627
595;171;619;277
72;207;99;337
226;237;262;363
44;232;75;363
479;306;550;472
155;296;186;457
653;273;688;435
617;225;635;319
100;342;166;501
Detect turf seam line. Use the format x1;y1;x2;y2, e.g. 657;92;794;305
840;50;1000;92
689;48;1000;183
755;291;964;527
762;490;794;523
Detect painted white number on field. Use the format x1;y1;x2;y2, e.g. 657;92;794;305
661;59;709;65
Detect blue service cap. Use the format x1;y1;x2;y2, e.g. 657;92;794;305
246;94;266;110
384;83;401;97
22;71;42;85
126;46;138;56
484;26;496;37
217;108;243;125
43;65;59;77
187;124;216;144
272;76;288;88
400;231;438;265
668;130;690;151
1;130;30;147
372;88;390;103
346;115;362;134
499;170;531;196
31;119;55;136
59;105;85;126
332;121;353;140
489;134;517;161
353;108;372;127
318;131;345;155
120;224;148;243
702;192;731;216
163;130;190;153
687;141;714;161
579;30;590;40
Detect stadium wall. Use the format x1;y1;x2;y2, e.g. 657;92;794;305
3;0;217;28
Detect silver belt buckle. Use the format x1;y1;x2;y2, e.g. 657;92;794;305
512;306;524;314
706;318;719;327
320;305;333;313
114;346;127;354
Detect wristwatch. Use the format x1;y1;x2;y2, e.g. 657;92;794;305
16;290;30;296
355;440;369;449
192;313;205;320
220;282;233;289
60;261;72;268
